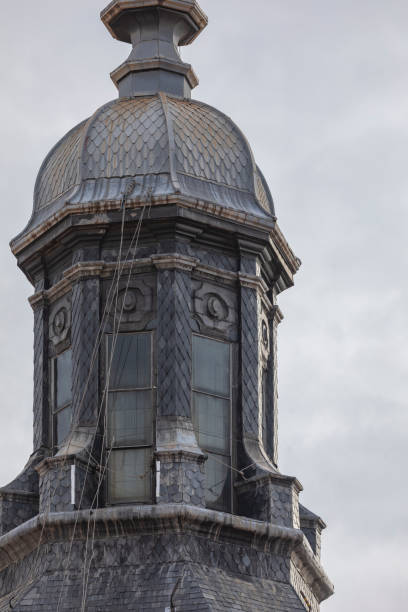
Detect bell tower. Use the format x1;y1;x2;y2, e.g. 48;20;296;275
0;1;334;609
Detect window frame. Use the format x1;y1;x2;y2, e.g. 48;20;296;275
105;331;155;506
192;333;234;513
51;347;73;451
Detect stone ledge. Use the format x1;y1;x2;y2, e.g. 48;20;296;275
0;504;333;602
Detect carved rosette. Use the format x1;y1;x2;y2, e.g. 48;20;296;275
111;278;154;331
193;282;236;334
49;294;72;346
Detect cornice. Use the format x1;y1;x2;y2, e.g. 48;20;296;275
29;259;154;309
0;504;334;602
29;258;277;309
238;272;269;295
111;58;198;89
151;253;198;271
11;196;275;258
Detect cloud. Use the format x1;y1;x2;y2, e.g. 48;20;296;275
0;1;407;610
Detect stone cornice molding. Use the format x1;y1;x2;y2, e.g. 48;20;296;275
155;449;206;463
35;454;98;478
235;473;303;495
238;272;269;295
194;262;237;285
271;224;301;276
11;196;275;258
151;254;198;271
29;258;277;310
0;504;334;602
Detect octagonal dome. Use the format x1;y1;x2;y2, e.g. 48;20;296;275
24;94;274;236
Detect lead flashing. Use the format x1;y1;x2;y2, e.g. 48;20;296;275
0;504;334;602
101;0;208;45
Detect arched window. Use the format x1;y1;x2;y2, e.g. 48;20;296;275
192;335;232;512
106;332;153;504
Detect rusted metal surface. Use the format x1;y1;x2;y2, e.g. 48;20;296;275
35;121;86;211
28;94;275;237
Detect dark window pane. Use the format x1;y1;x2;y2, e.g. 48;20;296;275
193;336;230;397
108;390;152;447
108;334;151;389
205;452;231;511
108;448;152;503
193;392;230;454
56;405;72;445
56;349;72;409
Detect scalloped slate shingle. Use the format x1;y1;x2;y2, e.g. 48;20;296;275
1;563;306;611
29;95;275;232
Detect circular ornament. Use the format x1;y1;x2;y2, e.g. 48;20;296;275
53;308;68;337
206;294;228;321
118;289;138;313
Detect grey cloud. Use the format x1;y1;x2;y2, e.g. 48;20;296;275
0;1;407;610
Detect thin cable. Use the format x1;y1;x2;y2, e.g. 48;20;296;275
79;193;151;608
57;200;148;611
6;196;145;609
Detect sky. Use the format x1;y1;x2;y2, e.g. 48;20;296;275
0;0;407;609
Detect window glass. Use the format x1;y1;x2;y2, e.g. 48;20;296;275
56;349;72;409
192;335;232;512
193;393;229;454
108;390;152;447
107;332;153;505
205;453;231;510
56;405;72;446
108;448;152;504
108;334;151;389
193;336;230;397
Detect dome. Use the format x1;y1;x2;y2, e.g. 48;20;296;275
29;94;274;234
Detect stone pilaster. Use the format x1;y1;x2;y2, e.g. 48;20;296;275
156;417;206;506
154;255;197;418
31;290;49;453
153;256;207;507
71;276;100;428
36;456;99;514
238;266;274;474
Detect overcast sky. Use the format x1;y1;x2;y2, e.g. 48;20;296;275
0;1;407;610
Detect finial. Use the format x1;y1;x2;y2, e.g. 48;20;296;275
101;0;208;98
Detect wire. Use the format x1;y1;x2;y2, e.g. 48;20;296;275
79;195;151;610
56;193;147;611
60;195;149;611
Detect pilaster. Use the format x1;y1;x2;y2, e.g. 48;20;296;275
31;281;49;453
36;456;99;514
154;255;197;418
71;276;100;428
155;417;206;506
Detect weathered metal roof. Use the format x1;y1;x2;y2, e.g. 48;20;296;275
25;93;275;237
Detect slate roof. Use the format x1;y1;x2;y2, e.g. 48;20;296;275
26;94;275;236
2;563;306;611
